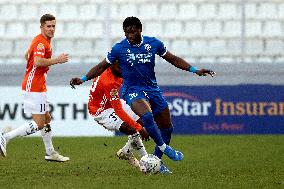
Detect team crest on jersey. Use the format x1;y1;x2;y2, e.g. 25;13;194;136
37;43;45;51
144;44;151;51
110;88;119;101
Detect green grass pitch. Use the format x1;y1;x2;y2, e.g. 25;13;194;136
0;135;283;189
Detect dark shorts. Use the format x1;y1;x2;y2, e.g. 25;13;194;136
123;89;168;116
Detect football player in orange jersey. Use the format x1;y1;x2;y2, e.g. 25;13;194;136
71;60;149;168
0;14;69;162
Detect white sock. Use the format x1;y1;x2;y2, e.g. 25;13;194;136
121;136;133;154
130;133;147;157
3;121;39;142
40;124;55;155
158;143;167;152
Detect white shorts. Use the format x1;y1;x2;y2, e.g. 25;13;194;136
23;91;50;115
92;99;139;131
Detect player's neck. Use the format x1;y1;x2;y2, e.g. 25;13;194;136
41;33;52;42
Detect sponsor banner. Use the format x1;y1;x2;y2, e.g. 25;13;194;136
160;85;284;134
0;87;114;136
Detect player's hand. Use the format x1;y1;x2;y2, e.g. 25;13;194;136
139;128;150;141
196;69;216;77
70;78;83;89
56;53;69;64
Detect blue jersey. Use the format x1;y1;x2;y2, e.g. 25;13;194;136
106;36;167;94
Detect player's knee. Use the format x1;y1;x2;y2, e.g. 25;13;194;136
119;124;136;135
45;113;52;124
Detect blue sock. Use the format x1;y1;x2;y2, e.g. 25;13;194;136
154;127;173;159
141;112;164;146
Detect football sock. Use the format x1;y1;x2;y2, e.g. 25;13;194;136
158;144;167;152
154;127;173;158
141;112;164;146
130;133;147;157
3;121;39;141
40;123;55;155
121;136;133;154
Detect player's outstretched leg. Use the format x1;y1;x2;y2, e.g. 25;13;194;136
0;133;7;157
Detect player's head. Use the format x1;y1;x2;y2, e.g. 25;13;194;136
110;60;122;77
40;14;56;39
123;17;142;45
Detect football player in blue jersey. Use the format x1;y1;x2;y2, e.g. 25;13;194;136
70;16;215;174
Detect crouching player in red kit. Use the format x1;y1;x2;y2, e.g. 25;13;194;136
71;61;149;167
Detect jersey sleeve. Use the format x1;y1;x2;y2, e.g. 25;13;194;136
105;82;142;132
106;44;119;64
155;38;167;57
33;41;47;58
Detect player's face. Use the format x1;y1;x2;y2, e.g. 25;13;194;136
124;25;142;45
41;20;56;39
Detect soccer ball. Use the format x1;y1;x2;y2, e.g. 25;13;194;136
139;154;161;174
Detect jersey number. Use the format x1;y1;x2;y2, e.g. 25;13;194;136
40;104;46;112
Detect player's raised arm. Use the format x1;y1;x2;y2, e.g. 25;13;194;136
34;53;69;67
70;58;110;88
162;51;216;77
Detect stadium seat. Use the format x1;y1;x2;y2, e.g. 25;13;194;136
85;22;104;38
159;4;177;19
245;21;262;37
139;4;158;19
223;21;241;37
57;4;77;20
0;23;5;36
54;40;74;55
245;3;257;18
203;21;222;37
0;5;17;20
178;3;197;19
143;22;163;37
26;22;40;38
0;40;13;56
20;5;38;20
262;21;282;37
258;3;278;19
64;22;84;37
189;40;208;56
170;40;189;56
118;4;138;18
184;22;202;37
14;39;30;56
226;40;241;55
207;40;227;56
279;4;284;18
38;4;57;16
218;3;240;19
198;4;216;19
245;39;263;55
163;21;183;38
6;22;25;37
265;39;284;55
78;4;97;19
73;40;93;56
111;22;124;38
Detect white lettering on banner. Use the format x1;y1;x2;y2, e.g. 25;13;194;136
167;98;212;116
0;87;114;137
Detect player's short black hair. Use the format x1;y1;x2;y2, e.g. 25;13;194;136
123;16;142;30
40;14;56;26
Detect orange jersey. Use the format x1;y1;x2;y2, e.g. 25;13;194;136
88;68;142;131
22;34;52;92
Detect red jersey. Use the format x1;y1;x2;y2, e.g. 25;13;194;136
22;34;52;92
88;68;142;131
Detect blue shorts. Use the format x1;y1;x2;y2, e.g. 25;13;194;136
123;89;168;116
